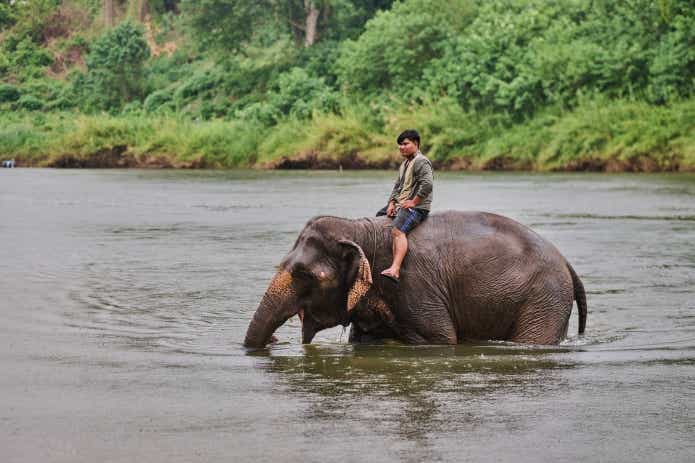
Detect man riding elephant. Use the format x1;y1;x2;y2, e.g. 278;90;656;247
377;129;434;285
244;210;587;348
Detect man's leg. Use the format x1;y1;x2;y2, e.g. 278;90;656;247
381;208;425;281
381;228;408;280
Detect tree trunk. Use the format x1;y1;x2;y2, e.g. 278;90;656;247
304;0;319;47
104;0;114;27
137;0;148;22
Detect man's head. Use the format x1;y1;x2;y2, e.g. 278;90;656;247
397;129;420;158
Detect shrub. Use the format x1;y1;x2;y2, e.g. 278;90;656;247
0;51;8;77
5;0;58;42
172;71;219;108
122;100;143;114
0;2;15;30
7;36;53;67
14;78;74;110
236;101;281;126
16;95;44;111
296;39;342;87
271;67;338;118
0;83;21;103
144;89;174;112
146;51;194;91
237;67;338;125
45;96;74;111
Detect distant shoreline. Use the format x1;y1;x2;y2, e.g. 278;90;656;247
3;97;694;173
7;151;693;172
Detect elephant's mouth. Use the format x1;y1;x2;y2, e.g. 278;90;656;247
298;308;319;344
262;308;316;346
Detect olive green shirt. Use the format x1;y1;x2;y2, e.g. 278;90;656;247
388;151;433;211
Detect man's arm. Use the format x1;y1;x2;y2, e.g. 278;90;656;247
388;169;402;204
413;159;433;199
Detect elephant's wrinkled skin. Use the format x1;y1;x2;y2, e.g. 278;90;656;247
244;211;587;347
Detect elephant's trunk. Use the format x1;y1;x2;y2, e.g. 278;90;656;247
244;270;299;348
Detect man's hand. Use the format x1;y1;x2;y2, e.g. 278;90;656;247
387;202;397;217
401;198;419;210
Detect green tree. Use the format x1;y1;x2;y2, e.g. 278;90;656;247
81;20;150;110
648;1;695;103
181;0;393;52
181;0;269;52
421;0;695;117
336;0;475;97
0;0;17;31
4;0;59;41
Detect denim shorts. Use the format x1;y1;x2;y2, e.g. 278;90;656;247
392;207;428;234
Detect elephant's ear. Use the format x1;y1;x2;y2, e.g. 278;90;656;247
339;239;373;313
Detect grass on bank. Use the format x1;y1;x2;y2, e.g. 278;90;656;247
1;97;694;171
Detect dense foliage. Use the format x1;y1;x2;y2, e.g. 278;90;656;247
0;0;694;170
75;20;150;110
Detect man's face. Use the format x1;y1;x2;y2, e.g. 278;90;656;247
399;138;419;158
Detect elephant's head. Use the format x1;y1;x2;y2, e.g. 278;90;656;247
244;220;373;348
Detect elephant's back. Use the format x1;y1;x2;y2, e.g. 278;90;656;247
411;211;573;339
413;210;552;253
416;210;568;274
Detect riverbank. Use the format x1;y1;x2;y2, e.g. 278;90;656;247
3;97;694;172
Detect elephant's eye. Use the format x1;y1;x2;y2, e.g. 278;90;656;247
292;269;316;298
292;266;316;283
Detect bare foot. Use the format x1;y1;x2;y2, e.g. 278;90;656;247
380;269;400;284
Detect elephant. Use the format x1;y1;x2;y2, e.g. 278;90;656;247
243;211;587;348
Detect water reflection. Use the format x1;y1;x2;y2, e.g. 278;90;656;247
251;344;575;444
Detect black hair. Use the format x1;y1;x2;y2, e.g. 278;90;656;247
397;129;420;147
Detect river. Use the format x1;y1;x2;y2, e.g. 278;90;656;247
1;169;694;462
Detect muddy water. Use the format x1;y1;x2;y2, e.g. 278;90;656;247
1;169;693;463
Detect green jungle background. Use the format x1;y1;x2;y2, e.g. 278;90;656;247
1;0;693;170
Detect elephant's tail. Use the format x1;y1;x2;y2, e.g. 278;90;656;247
567;263;587;334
